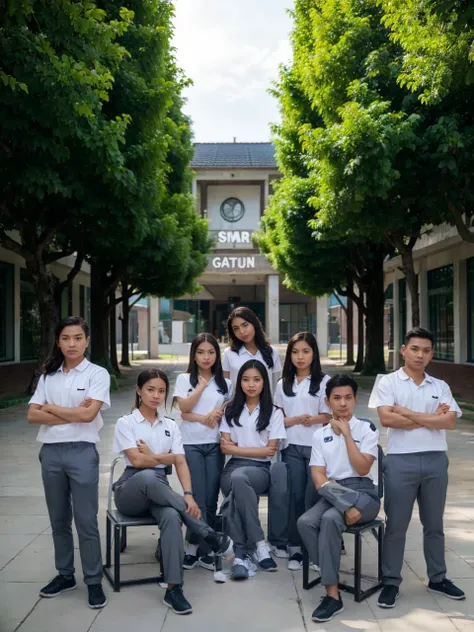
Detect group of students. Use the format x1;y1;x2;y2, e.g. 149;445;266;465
28;306;466;624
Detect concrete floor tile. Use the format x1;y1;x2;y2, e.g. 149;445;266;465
0;515;50;535
0;581;43;632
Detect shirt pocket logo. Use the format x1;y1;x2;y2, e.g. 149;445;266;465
324;436;333;443
165;430;171;437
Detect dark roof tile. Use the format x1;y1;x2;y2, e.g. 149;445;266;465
191;143;277;169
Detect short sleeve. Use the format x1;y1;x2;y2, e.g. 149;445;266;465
268;408;287;440
170;423;185;455
440;381;462;418
113;418;136;454
309;431;325;467
274;380;284;409
224;379;234;402
88;368;111;410
173;373;190;399
222;349;231;372
272;347;282;373
360;425;379;459
375;375;396;408
219;415;231;434
29;375;47;406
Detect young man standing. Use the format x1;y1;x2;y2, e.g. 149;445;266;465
376;327;465;608
298;374;380;622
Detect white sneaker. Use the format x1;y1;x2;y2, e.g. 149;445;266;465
272;547;288;559
288;552;304;571
253;543;278;571
311;563;320;572
231;557;257;579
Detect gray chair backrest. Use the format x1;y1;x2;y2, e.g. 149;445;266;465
358;417;384;499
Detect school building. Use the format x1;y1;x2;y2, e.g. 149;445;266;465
383;225;474;398
158;142;329;354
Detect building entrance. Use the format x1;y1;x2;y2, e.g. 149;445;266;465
213;300;265;340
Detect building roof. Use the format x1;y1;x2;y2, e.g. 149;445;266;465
191;142;277;169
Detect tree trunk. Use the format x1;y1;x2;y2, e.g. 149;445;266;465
90;262;112;370
391;234;420;327
362;251;386;376
120;285;131;367
25;258;60;391
345;278;354;365
109;301;120;375
354;289;364;373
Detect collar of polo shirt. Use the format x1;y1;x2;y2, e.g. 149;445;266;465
238;346;253;356
398;367;433;383
132;408;162;424
293;375;311;384
244;403;260;413
58;358;90;373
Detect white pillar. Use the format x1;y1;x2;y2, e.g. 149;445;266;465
418;260;428;329
454;259;467;364
265;275;280;344
316;295;329;357
393;270;400;370
148;297;160;359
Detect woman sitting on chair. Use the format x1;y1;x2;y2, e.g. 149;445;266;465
112;368;233;616
220;359;287;580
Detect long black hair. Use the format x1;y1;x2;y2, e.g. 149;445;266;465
43;316;89;375
224;359;274;433
226;306;274;369
186;333;228;395
134;368;169;410
282;332;325;397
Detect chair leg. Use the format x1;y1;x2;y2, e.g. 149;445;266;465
120;526;127;552
302;546;310;590
378;524;384;583
354;532;362;602
105;517;111;568
114;524;121;592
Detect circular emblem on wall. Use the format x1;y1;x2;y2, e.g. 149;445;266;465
220;197;245;223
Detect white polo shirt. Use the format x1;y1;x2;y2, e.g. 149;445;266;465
274;374;331;447
29;358;111;444
375;368;462;455
222;345;282;386
113;409;185;468
220;404;286;462
310;416;379;482
173;373;233;445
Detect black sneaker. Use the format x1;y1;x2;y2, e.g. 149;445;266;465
377;585;399;608
163;585;193;615
88;584;107;609
183;554;198;570
428;578;466;600
312;594;344;622
288;552;304;571
198;554;215;571
341;539;346;555
204;531;234;558
39;575;76;598
253;543;278;571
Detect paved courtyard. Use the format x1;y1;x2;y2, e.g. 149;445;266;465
1;359;474;632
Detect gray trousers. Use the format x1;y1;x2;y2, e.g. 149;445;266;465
383;451;448;587
282;444;319;547
40;442;103;585
184;442;224;555
298;478;380;586
114;468;212;586
221;458;270;559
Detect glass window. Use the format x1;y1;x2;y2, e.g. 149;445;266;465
279;303;311;343
468;258;474;363
0;262;14;362
173;300;210;343
20;269;41;361
428;265;454;362
58;286;72;319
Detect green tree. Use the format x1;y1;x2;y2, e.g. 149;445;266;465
379;0;474;242
0;1;133;372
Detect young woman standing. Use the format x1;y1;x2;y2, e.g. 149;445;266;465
220;359;287;580
173;333;233;571
113;368;233;615
28;316;110;609
222;307;281;390
274;332;331;570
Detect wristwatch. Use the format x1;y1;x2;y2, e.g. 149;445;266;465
183;490;194;496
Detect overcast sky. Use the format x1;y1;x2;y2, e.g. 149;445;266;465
172;0;293;142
